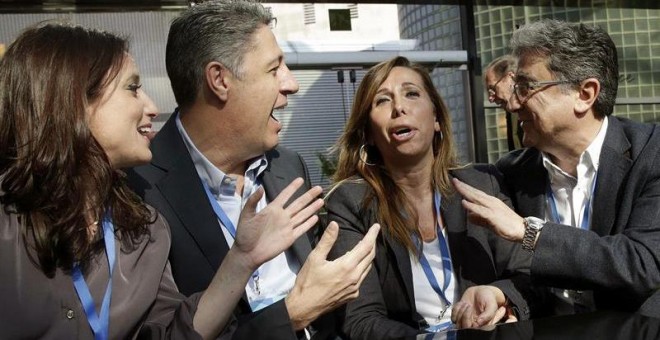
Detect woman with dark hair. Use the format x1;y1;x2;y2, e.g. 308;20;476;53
0;23;324;339
325;56;531;339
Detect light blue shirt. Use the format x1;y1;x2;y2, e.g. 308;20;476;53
176;112;301;311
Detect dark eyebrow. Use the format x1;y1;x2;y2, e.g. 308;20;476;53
126;73;140;84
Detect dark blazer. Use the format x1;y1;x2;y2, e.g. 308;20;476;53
127;113;321;340
496;116;660;314
324;164;532;340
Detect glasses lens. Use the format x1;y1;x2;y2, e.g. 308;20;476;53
515;82;529;99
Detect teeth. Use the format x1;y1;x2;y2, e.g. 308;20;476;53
138;127;151;135
395;128;411;135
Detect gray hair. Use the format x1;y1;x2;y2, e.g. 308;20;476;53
484;54;515;87
509;19;618;117
166;0;274;109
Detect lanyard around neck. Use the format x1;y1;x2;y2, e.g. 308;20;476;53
72;214;115;340
202;181;261;292
417;192;453;308
547;173;598;230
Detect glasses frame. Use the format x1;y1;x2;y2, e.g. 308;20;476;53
487;73;511;97
513;80;573;102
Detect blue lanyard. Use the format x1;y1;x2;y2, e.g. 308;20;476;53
547;173;598;230
417;192;453;309
202;181;261;292
72;214;115;340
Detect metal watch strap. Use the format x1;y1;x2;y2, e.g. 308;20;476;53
522;217;543;252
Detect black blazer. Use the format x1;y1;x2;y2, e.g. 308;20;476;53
324;164;532;340
496;116;660;314
127;113;322;339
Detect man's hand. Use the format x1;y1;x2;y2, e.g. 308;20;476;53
452;178;526;242
285;222;380;330
451;285;516;329
233;177;324;271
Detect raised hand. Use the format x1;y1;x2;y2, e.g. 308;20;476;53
285;222;380;330
452;178;525;242
233;177;324;271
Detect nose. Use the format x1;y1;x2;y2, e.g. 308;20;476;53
488;93;496;103
393;99;406;117
141;90;159;119
279;62;299;95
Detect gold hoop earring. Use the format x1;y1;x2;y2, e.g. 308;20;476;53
359;144;376;166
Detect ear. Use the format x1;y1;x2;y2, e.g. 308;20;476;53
574;78;600;115
434;119;441;132
205;61;230;102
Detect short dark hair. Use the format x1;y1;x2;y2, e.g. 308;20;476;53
166;0;274;109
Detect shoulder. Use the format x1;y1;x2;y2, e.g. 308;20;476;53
450;164;500;193
495;147;541;176
267;146;304;162
325;177;371;204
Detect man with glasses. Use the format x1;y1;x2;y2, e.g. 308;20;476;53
484;55;522;151
450;19;660;327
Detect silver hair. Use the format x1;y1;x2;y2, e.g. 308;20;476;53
509;19;618;117
166;0;274;109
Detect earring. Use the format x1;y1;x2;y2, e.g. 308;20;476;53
359;144;376;166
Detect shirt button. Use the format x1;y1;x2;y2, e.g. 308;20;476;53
66;309;75;319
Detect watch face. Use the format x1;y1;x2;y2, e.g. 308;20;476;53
526;217;544;229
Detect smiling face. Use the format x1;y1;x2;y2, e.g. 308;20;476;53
87;54;159;169
226;25;299;158
368;66;441;170
506;55;577;150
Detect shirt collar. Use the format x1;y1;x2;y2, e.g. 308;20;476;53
542;116;608;182
175;112;268;196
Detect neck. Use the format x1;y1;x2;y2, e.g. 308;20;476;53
544;116;604;177
180;106;249;177
387;159;434;198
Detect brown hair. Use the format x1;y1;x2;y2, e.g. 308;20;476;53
0;23;152;277
332;56;458;253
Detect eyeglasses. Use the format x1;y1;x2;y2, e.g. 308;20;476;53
487;74;510;97
513;80;573;102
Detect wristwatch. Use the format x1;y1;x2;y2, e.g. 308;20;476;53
522;216;545;252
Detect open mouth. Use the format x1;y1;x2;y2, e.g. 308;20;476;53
393;127;412;136
270;112;280;123
138;125;155;140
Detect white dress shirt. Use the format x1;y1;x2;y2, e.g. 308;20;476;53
542;116;608;229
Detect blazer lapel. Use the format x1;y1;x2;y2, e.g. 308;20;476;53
261;150;312;264
441;191;471;293
151;115;230;271
590;118;632;236
514;152;547;219
385;229;417;317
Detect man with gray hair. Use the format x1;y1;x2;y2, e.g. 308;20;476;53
128;1;379;338
451;19;660;327
484;54;522;151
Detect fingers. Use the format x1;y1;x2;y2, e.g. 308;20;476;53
451;301;474;329
285;185;323;215
291;214;319;240
486;306;507;326
343;223;380;261
312;221;339;259
270;177;305;207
